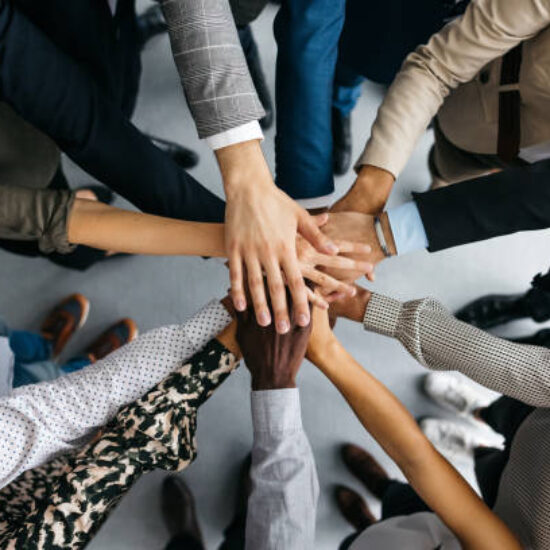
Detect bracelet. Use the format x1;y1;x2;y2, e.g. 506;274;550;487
374;216;392;258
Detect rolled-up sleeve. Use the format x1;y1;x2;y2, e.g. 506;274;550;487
0;185;76;254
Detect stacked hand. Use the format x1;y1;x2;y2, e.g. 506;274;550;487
218;141;376;335
236;286;312;390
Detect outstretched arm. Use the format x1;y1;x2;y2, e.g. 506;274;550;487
0;299;233;489
307;306;522;550
333;288;550;408
237;290;319;550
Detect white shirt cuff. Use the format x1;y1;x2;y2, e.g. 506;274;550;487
251;389;302;433
386;201;429;255
205;121;264;151
296;192;335;210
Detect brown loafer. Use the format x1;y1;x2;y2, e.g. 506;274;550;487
341;444;391;499
41;293;90;357
83;318;138;363
335;485;377;530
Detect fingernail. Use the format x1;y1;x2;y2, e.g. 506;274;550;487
325;242;339;254
277;320;290;334
235;298;246;311
297;313;310;326
348;286;357;297
362;244;372;253
360;262;374;272
259;311;271;326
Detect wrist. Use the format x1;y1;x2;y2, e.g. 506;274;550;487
307;335;341;370
251;375;297;391
377;212;397;257
354;165;395;215
215;140;271;194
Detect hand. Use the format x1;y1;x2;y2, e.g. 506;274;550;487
236;285;312;390
217;141;338;334
320;212;396;282
332;165;395;215
296;220;374;298
329;285;372;323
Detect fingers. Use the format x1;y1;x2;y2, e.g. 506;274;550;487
313;252;373;274
264;255;291;334
282;256;311;327
298;210;339;255
245;257;271;327
229;251;246;312
306;286;329;309
312;212;329;227
334;240;372;255
302;266;357;297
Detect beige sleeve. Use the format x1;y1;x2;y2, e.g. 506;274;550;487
356;0;550;178
363;293;550;408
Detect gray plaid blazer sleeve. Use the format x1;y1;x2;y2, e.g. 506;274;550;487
157;0;265;138
363;293;550;408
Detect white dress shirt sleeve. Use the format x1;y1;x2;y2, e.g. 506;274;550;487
246;389;319;550
205;121;264;150
386;201;429;255
0;299;232;489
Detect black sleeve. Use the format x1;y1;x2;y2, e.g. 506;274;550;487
413;160;550;252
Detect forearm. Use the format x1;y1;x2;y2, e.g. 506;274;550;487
0;300;233;488
157;0;263;138
357;0;549;179
312;340;520;550
414;162;550;252
246;389;319;550
67;199;226;257
364;293;550;407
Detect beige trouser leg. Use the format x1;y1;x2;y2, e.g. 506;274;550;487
429;120;501;189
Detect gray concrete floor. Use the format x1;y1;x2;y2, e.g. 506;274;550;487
1;3;549;549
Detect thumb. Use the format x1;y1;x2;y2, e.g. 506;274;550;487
297;210;339;255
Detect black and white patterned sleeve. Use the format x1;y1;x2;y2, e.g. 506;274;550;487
364;293;550;407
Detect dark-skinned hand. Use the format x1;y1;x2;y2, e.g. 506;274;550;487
236;284;312;390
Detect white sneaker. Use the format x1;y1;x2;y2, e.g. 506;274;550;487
420;418;504;462
423;372;493;416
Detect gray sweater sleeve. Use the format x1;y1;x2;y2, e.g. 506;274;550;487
363;293;550;408
157;0;264;138
0;185;76;254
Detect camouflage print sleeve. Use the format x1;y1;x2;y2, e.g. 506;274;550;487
0;339;239;550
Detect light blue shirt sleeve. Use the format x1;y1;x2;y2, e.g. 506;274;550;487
246;389;319;550
386;201;429;255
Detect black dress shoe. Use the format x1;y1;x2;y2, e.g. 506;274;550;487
162;476;204;547
238;26;273;130
137;4;167;50
332;107;352;175
455;293;527;329
510;328;550;348
456;269;550;329
148;135;200;170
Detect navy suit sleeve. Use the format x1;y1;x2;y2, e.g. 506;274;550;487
0;1;225;223
414;161;550;252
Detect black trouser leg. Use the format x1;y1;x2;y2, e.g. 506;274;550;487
381;480;431;520
474;396;535;507
218;513;246;550
165;533;205;550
